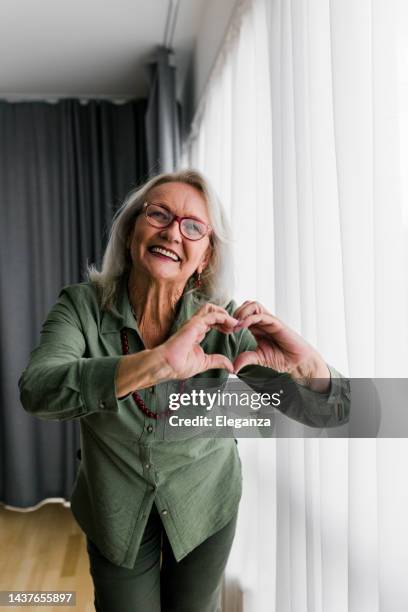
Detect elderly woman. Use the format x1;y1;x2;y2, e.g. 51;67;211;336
19;169;349;612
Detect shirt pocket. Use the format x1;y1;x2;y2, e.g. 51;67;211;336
83;394;145;444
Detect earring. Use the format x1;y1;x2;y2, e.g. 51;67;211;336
194;271;202;289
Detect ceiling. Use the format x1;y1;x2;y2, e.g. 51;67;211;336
0;0;206;101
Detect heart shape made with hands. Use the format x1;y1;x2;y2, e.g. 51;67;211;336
230;300;315;375
184;300;319;377
162;299;329;383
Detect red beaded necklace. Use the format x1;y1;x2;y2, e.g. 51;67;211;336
120;328;184;420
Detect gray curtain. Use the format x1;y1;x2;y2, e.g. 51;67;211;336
145;46;182;175
0;98;148;507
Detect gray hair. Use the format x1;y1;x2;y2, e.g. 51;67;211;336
86;168;235;312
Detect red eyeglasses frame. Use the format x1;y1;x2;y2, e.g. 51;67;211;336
142;201;212;242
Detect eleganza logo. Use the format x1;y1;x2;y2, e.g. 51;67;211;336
168;414;275;429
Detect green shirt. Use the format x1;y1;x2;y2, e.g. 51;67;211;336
18;275;350;568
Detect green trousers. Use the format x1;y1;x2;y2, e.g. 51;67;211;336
86;502;238;612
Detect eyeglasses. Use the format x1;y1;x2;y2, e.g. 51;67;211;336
143;202;212;241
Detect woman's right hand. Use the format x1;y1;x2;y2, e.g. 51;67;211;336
156;303;239;380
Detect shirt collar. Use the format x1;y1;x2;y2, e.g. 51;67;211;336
100;274;199;337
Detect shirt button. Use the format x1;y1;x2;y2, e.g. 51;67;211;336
145;464;151;469
148;386;155;393
161;509;168;516
99;400;106;409
147;425;153;433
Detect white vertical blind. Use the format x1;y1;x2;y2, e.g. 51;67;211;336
181;0;408;610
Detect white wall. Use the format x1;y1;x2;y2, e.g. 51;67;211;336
193;0;238;107
180;0;238;141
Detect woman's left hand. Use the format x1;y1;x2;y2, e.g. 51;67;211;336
232;301;331;393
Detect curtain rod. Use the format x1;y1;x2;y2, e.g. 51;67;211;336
164;0;180;50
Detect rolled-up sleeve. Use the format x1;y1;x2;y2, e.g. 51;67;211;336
18;288;124;421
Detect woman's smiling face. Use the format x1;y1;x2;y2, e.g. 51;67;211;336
127;182;212;286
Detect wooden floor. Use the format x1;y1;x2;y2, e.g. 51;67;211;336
0;502;242;611
0;503;95;611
